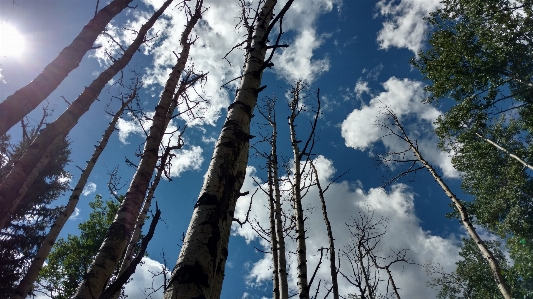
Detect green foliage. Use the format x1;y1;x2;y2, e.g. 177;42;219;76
0;130;71;298
413;0;533;293
428;238;532;298
37;194;121;299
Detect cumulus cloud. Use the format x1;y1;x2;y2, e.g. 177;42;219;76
376;0;442;54
69;208;80;220
341;77;458;178
82;182;97;196
233;156;460;298
116;112;204;178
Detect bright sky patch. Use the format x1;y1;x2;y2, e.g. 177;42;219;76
0;23;25;57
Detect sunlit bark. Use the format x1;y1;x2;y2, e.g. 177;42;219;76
72;1;201;297
163;1;284;297
0;0;173;231
10;84;139;299
0;0;134;136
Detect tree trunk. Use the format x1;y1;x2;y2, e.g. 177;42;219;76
0;0;173;231
72;2;201;298
475;132;533;171
268;156;280;299
390;113;513;299
10;86;138;299
0;0;134;136
163;1;278;298
271;114;289;299
309;161;339;299
288;83;310;299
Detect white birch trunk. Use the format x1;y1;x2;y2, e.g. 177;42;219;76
163;1;277;298
475;132;533;171
309;161;339;299
268;158;280;299
72;2;201;297
288;84;310;299
0;0;173;231
271;116;289;299
0;0;134;136
10;86;138;299
390;114;513;299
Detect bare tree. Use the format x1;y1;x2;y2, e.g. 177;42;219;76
72;1;204;297
0;0;175;231
163;0;295;297
380;108;512;299
11;81;140;299
0;0;136;136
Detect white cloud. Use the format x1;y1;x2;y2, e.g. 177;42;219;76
168;145;204;177
123;257;169;298
69;208;80;220
341;77;459;178
354;77;370;99
82;182;97;196
376;0;442;55
233;156;460;298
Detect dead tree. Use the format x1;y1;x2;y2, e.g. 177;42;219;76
380;108;512;299
340;207;410;299
163;0;295;298
0;0;136;136
72;1;203;297
11;82;140;299
0;0;174;231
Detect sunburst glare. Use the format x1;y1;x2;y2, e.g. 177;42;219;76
0;23;25;58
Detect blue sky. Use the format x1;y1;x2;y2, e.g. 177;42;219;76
0;0;491;298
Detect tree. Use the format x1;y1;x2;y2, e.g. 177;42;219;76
163;1;295;297
0;0;173;231
72;1;203;297
427;238;530;299
36;195;125;299
0;118;71;298
11;82;140;299
0;0;136;136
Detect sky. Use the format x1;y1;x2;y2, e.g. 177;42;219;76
0;0;493;298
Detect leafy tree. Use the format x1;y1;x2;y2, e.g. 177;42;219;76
428;238;532;299
0;126;71;298
36;194;123;299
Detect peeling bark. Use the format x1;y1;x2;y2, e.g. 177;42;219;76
0;0;173;231
0;0;134;136
72;2;201;298
163;1;280;298
10;85;138;299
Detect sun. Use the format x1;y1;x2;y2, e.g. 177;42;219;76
0;23;25;58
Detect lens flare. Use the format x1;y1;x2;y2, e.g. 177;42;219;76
0;23;25;58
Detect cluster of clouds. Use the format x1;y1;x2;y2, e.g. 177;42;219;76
233;156;461;298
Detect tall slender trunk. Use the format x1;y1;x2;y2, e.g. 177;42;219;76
0;0;134;136
389;113;513;299
271;114;289;299
288;84;310;299
0;0;173;231
72;2;202;298
268;157;280;299
109;80;189;299
163;1;278;298
309;161;339;299
10;85;138;299
475;132;533;171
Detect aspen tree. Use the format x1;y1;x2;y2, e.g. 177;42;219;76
0;0;135;136
72;1;203;297
384;109;513;299
9;84;139;299
0;0;174;231
267;157;280;299
288;82;310;299
163;0;295;297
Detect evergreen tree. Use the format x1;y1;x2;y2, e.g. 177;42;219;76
0;128;71;298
